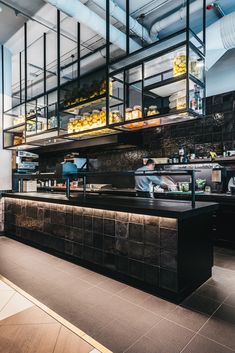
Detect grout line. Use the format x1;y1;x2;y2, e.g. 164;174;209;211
52;324;62;353
122;317;165;353
0;291;16;314
179;287;232;353
0;274;113;353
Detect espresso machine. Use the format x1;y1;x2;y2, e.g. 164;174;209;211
211;166;227;193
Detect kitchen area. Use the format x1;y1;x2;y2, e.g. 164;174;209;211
1;0;235;305
0;1;235;352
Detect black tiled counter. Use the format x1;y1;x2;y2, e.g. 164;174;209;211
2;193;218;302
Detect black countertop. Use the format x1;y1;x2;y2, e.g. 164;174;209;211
3;192;218;219
38;186;235;203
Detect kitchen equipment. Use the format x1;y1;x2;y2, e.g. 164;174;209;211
16;151;39;173
143;157;169;165
211;167;226;193
228;177;235;192
231;186;235;195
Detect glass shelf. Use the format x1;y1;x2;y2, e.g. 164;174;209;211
66;127;118;141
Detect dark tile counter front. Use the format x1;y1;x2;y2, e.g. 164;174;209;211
3;195;217;302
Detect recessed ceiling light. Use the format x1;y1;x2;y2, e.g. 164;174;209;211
0;7;2;12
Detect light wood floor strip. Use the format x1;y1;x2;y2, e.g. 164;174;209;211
0;275;113;353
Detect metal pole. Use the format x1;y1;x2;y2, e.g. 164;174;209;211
105;0;110;126
20;178;24;193
126;0;130;55
77;22;80;80
66;177;70;199
24;23;27;143
43;33;46;96
57;10;60;130
24;23;27;103
19;52;22;103
1;46;4;119
191;170;196;209
83;176;87;199
186;0;190;111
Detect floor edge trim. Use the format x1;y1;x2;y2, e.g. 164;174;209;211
0;274;113;353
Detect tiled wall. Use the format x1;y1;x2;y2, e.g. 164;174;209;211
4;198;178;293
38;91;235;174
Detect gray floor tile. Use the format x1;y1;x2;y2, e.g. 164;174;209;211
104;295;161;333
182;334;235;353
225;292;235;307
182;293;221;316
199;304;235;351
166;306;209;332
94;319;141;353
116;286;151;305
145;318;195;353
97;277;128;294
195;283;229;303
214;253;235;271
140;295;177;317
125;336;166;353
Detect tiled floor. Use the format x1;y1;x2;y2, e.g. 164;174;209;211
0;277;104;353
0;236;235;353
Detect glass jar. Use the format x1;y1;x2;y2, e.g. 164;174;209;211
173;51;187;77
81;113;90;130
48;116;57;129
147;105;159;116
132;105;142;119
111;110;121;123
169;90;186;111
91;109;100;127
125;108;133;121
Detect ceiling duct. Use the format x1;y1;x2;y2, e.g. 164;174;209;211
44;0;140;52
150;0;213;39
150;0;235;70
83;0;153;44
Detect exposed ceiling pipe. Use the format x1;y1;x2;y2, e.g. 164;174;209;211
150;0;213;39
204;11;235;70
83;0;153;44
44;0;141;52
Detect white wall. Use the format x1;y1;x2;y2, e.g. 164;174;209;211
206;48;235;97
0;46;12;191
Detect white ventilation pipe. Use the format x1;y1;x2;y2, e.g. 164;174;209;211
45;0;140;52
83;0;152;44
150;0;212;39
197;11;235;70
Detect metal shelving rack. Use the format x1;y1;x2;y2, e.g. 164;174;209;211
2;1;206;149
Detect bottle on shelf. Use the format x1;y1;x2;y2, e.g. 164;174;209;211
179;146;185;163
222;145;228;158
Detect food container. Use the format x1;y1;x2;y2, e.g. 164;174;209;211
147;105;159;116
125;108;133;121
169;90;186;110
111;110;122;123
132;105;142;119
68;118;75;133
190;59;201;79
173;51;187;77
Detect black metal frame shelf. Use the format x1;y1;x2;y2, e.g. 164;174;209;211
2;1;206;149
